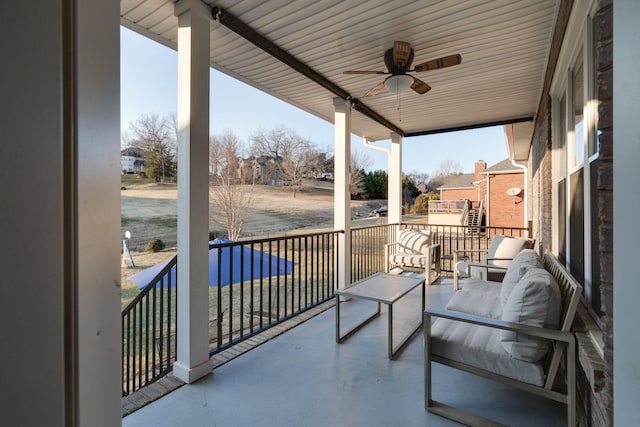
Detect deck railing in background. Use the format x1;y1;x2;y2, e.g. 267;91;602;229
122;256;177;396
350;223;397;283
403;223;531;272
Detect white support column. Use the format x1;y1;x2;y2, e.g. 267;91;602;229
334;98;351;290
614;1;640;424
173;0;213;383
388;132;403;227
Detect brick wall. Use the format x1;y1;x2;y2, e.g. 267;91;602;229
528;1;614;425
595;1;614;424
529;95;552;255
440;188;477;201
487;173;525;228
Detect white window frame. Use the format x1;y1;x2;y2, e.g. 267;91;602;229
550;0;601;326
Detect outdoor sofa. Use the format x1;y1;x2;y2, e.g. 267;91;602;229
425;249;582;426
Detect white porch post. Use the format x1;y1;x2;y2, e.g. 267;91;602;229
173;0;213;383
614;0;640;423
388;132;403;227
334;97;351;290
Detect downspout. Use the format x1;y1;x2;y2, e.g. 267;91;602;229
486;176;490;227
362;137;390;156
510;159;529;232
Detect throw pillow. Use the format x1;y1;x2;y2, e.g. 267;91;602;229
500;267;562;362
500;249;543;306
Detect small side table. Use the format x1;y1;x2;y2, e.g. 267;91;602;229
335;272;425;359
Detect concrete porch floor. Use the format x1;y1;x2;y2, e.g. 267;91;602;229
123;277;566;426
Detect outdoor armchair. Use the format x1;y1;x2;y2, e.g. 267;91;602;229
453;234;534;290
385;229;441;284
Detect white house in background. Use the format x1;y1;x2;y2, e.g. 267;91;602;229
121;148;145;174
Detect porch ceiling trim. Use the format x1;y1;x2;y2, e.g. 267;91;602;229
211;6;405;137
405;116;533;138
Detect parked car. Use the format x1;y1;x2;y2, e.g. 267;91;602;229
368;205;405;217
369;206;388;217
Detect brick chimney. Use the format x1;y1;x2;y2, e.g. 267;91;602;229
474;160;487;181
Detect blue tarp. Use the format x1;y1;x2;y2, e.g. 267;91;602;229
127;239;296;290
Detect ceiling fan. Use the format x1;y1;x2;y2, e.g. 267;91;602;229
343;41;462;97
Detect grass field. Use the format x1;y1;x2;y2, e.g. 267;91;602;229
120;177;386;307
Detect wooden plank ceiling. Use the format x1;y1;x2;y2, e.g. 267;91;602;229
121;0;559;142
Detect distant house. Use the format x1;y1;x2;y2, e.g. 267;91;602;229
481;159;526;229
437;159;525;229
238;157;262;184
121;148;145;174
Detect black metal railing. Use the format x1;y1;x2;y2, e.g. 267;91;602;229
121;222;530;396
350;223;397;283
208;231;340;354
122;255;177;396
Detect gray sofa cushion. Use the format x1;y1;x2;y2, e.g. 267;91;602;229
500;267;562;362
445;279;502;319
430;318;546;386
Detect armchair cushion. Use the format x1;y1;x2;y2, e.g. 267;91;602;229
388;253;428;268
489;235;534;268
397;229;431;254
500;268;562;362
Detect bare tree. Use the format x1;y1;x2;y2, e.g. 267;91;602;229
209;175;254;241
407;170;430;187
350;150;371;197
209;130;253;240
124;113;176;183
434;159;463;177
428;159;464;191
249;126;290;160
250;126;320;197
209;129;241;180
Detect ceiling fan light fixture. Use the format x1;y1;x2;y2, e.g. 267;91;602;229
385;74;414;94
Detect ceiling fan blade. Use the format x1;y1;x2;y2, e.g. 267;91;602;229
343;70;387;75
413;54;462;72
411;77;431;94
364;81;386;97
393;41;412;67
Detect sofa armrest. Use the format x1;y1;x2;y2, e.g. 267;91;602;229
424;308;573;343
484;257;516;263
462;262;508;271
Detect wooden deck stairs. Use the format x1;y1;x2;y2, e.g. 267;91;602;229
466;200;484;233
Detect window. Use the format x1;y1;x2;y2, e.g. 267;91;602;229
551;7;602;323
571;54;584;168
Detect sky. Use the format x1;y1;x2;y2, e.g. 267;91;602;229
121;26;508;176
